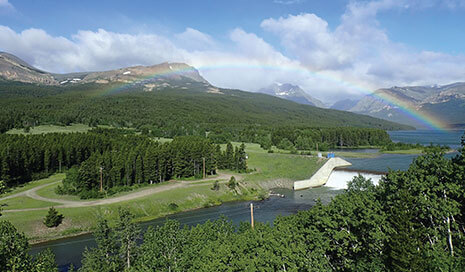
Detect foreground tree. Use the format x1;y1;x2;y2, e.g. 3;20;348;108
80;208;140;272
0;221;58;272
43;207;64;228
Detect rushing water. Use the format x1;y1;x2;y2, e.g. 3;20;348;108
29;129;464;271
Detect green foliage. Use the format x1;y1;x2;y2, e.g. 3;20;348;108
0;180;5;195
0;220;58;271
0;81;410;137
227;176;237;190
33;248;58;272
80;208;141;272
1;131;243;198
74;132;465;271
168;202;179;210
211;180;219;191
43;207;64;228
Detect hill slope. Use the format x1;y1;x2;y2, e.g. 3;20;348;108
0;52;412;135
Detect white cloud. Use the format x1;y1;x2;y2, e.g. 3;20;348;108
1;0;465;103
273;0;305;4
0;0;13;9
175;28;216;51
261;0;465;99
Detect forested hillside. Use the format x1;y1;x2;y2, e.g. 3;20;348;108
0;80;411;138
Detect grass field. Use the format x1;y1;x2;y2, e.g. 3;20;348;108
0;142;327;243
6;124;93;135
0;196;59;210
380;149;425;154
0;174;65;198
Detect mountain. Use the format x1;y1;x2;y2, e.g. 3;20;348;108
0;52;57;84
258;83;326;108
0;52;412;132
348;83;465;129
0;51;208;89
331;99;359;111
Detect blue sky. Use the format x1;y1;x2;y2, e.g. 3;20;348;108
1;0;465;102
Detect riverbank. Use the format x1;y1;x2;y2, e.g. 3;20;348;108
1;142;325;244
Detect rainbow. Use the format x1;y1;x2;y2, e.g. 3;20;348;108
96;62;451;131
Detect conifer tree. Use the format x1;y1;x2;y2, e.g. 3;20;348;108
43;207;64;228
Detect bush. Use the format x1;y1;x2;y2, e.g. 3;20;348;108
211;180;220;191
228;176;237;190
0;180;5;195
43;207;64;228
168;203;179;210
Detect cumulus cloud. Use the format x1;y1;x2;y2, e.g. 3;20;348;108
261;0;465;98
1;0;465;102
175;28;216;51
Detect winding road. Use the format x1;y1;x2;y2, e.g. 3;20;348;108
0;173;238;213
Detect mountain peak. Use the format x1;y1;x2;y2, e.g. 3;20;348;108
258;83;327;108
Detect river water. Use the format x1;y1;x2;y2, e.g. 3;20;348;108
30;129;464;270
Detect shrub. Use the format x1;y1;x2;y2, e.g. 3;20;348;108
0;180;5;195
228;176;237;190
211;180;220;191
43;207;64;228
168;203;179;210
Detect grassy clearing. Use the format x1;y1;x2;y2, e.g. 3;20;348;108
6;124;92;135
1;180;253;242
35;182;82;202
0;174;65;198
381;149;424;154
0;196;59;210
330;151;379;158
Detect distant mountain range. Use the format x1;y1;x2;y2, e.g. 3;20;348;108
257;83;327;108
335;83;465;129
0;51;411;131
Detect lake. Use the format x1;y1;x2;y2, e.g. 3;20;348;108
30;129;464;271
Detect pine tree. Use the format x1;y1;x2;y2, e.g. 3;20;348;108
43;207;64;228
387;189;426;271
225;142;234;169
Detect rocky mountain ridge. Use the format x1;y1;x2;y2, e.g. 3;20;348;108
257;83;326;108
347;83;465;128
0;52;209;89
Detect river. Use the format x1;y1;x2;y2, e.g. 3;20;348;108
30;129;464;271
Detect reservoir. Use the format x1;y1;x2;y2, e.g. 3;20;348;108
30;129;464;270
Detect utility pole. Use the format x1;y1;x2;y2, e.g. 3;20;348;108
99;166;103;192
203;157;206;179
250;203;254;229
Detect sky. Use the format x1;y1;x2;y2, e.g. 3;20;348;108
1;0;465;103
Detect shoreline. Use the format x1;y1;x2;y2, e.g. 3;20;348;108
29;178;296;246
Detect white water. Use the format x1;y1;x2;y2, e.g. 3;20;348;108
325;170;382;190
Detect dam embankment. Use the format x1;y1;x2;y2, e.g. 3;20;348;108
293;157;352;190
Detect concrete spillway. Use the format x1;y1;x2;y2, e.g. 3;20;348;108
293;157;352;190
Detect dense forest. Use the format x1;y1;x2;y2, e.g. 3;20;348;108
1;134;464;271
0;80;410;137
0;129;247;198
